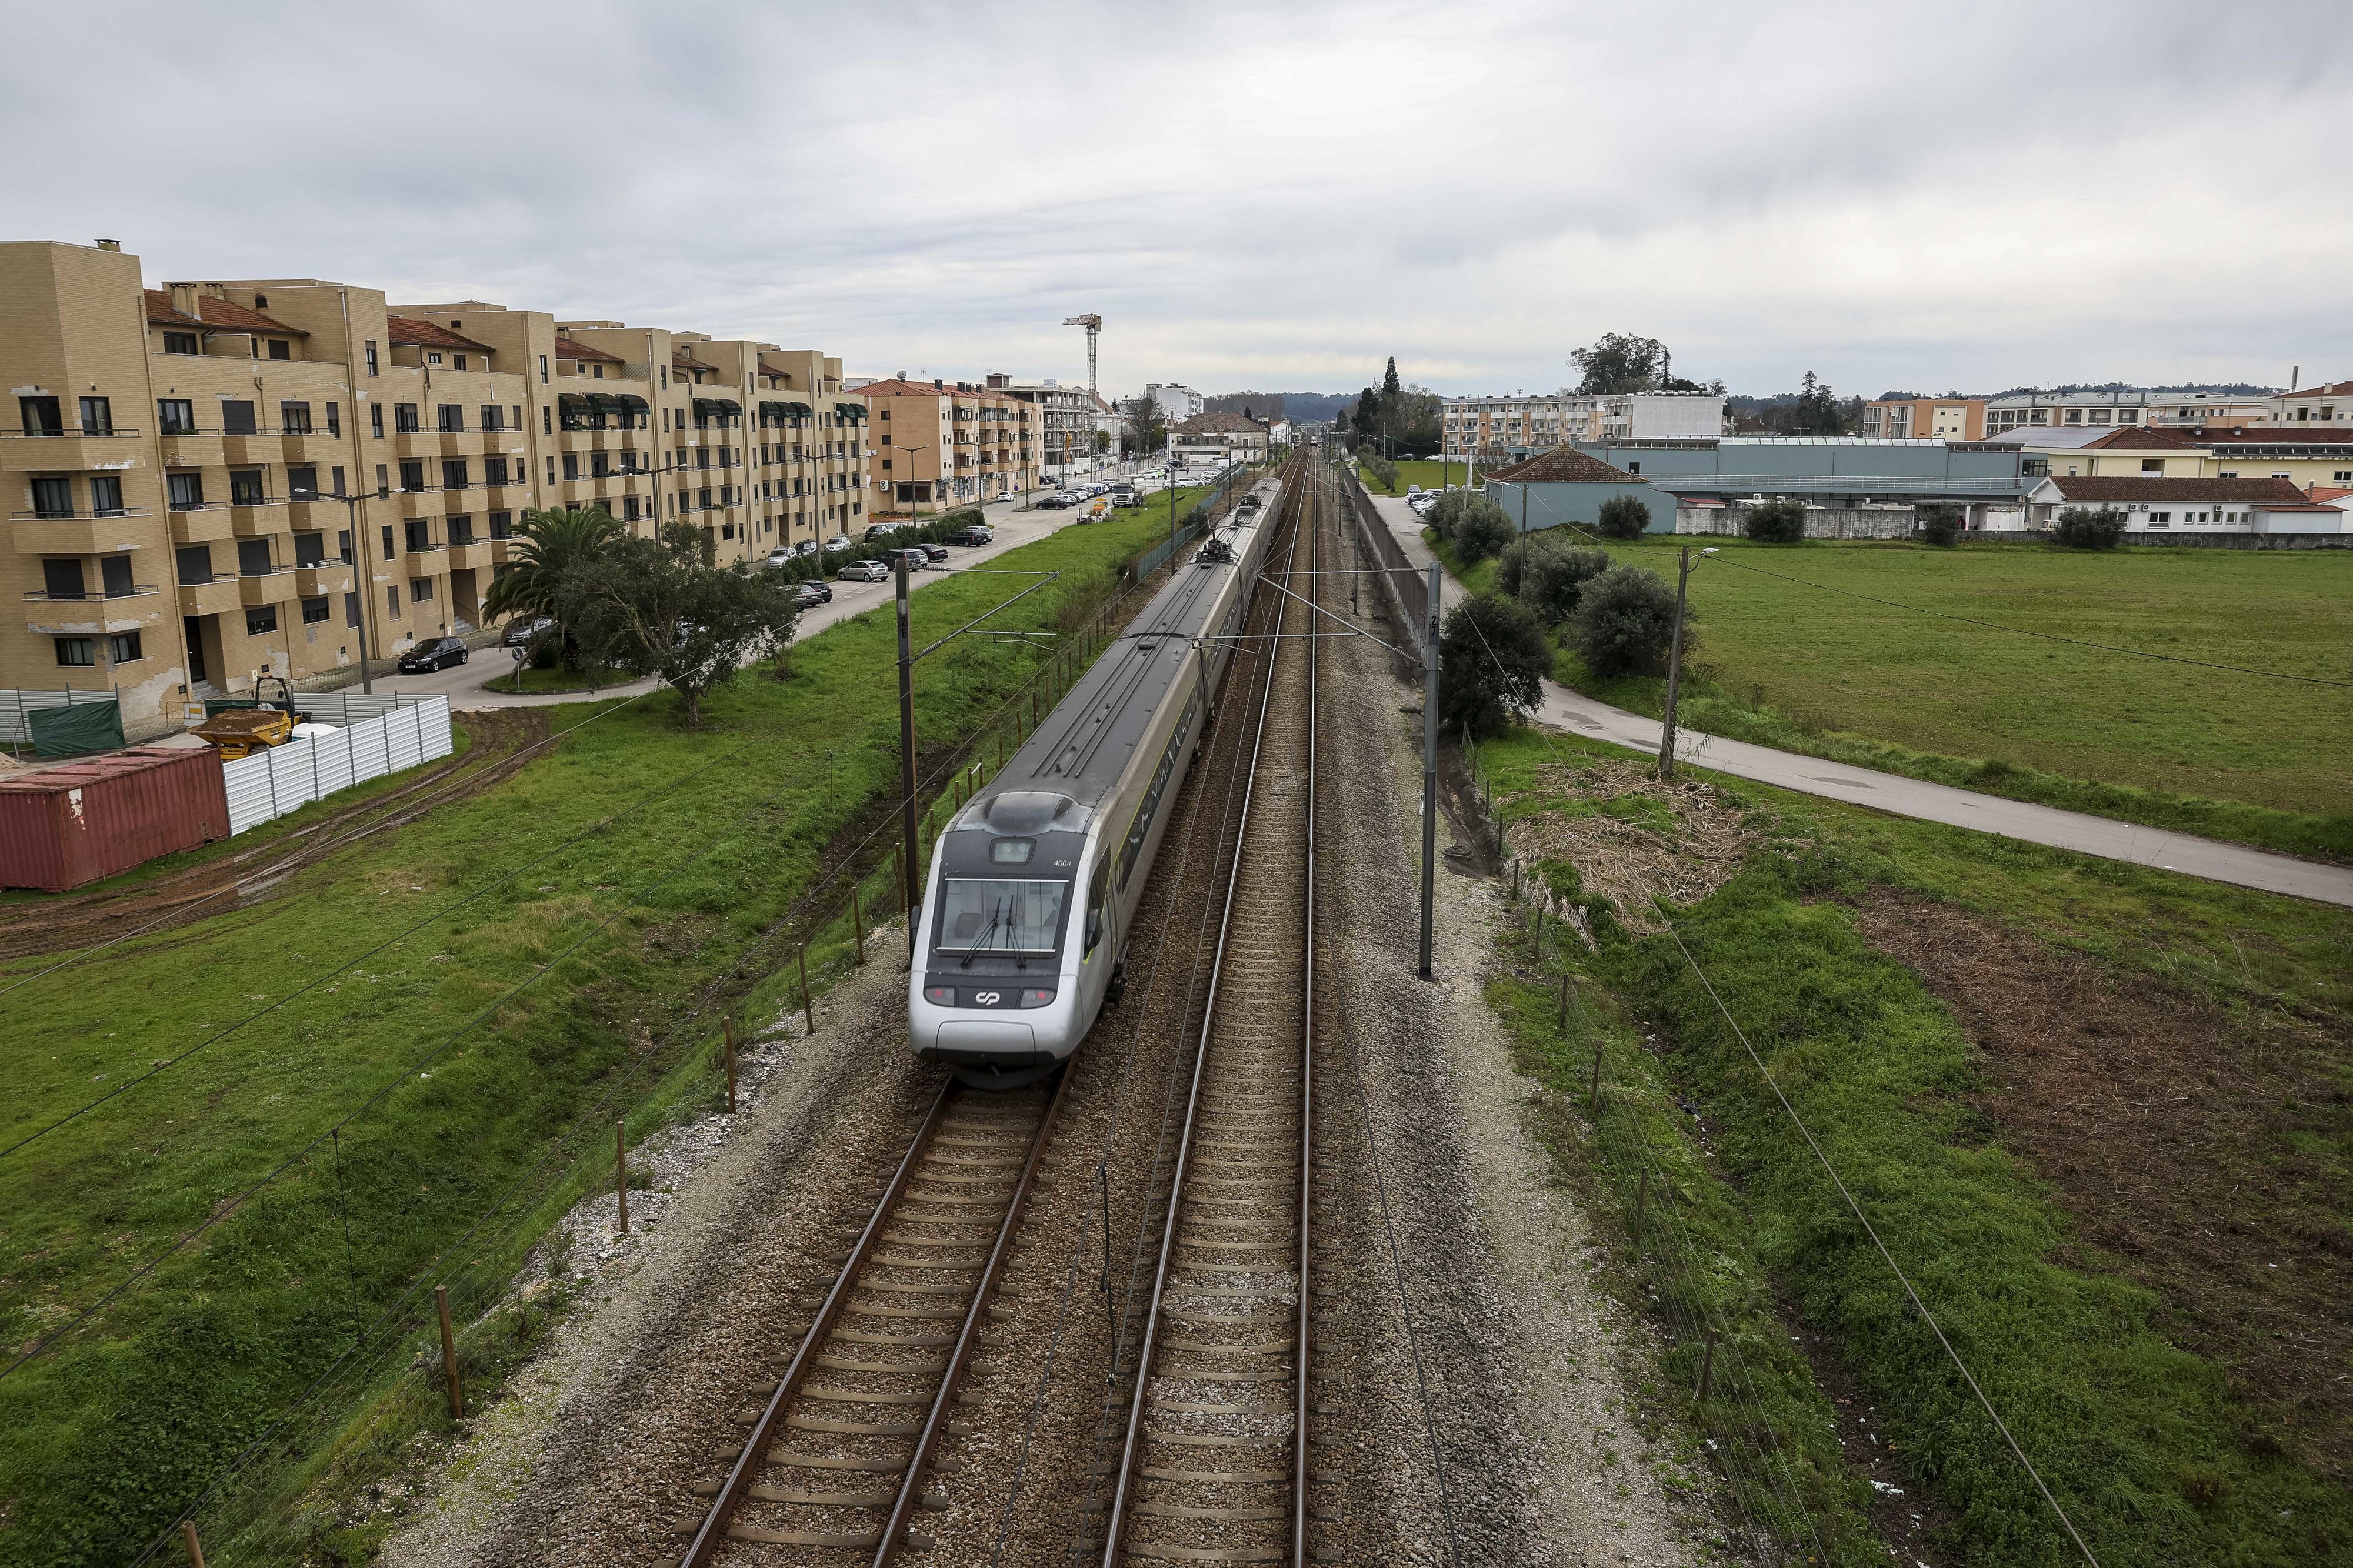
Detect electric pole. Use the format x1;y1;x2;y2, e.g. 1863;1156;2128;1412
1657;546;1713;779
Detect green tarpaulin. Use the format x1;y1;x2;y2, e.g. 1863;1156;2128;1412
29;700;124;758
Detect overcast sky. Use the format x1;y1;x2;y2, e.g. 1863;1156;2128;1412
9;1;2347;401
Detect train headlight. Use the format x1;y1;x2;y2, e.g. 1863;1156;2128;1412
1018;988;1056;1009
923;985;955;1006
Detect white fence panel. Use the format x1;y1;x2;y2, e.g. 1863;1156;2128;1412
222;696;454;835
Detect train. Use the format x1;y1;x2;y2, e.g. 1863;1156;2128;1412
908;472;1285;1087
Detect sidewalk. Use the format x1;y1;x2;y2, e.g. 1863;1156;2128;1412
1363;494;2353;908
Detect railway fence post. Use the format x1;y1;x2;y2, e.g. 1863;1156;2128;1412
1695;1327;1719;1405
179;1520;205;1567
798;943;815;1036
615;1122;629;1235
852;885;866;966
724;1017;738;1114
435;1284;463;1418
1588;1044;1604;1112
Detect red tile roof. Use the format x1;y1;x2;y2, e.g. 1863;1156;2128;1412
1484;447;1644;483
851;378;1011;401
2042;475;2308;505
142;289;309;337
554;335;625;364
2079;426;2193;451
386;315;493;353
1171;412;1269;436
2283;380;2353;400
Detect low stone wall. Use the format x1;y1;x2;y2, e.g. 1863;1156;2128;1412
1675;504;1917;540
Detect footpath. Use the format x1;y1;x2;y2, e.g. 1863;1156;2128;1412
1363;493;2353;909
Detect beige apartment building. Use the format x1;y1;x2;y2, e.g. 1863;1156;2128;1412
1;238;865;730
856;378;1036;513
1860;398;1987;441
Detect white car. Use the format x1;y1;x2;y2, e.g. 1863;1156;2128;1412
823;533;854;552
836;559;890;583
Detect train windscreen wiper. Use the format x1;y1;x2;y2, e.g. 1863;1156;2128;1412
959;900;1004;969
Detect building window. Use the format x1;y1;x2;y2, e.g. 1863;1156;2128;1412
562;453;580;481
539;354;549;385
371;403;385;438
448;515;474;545
109;631;143;663
326;402;341;437
394;403;420;433
442;458;469;489
484;455;509;486
401;460;425;491
90;476;124;516
481;404;504;431
158;398;195;434
245;605;278;635
54;638;95;667
176;545;214;584
405;518;432;552
302;596;331;624
268;339;291;361
281;401;312;433
426;351;443;366
79;396;113;435
168;472;204;511
388;585;401;616
365;341;379;375
286;464;318;499
438;404;463;433
489;510;512;540
409;576;434;602
28;476;73;518
453;354;468;372
542;405;552;436
221;399;258;434
164;331;199;356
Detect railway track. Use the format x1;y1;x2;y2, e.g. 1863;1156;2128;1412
1088;459;1331;1566
674;1072;1071;1565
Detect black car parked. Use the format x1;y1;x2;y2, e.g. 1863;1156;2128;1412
946;525;992;546
916;542;951;563
398;635;469;673
791;581;834;609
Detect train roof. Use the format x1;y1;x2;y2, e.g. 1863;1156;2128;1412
962;476;1282;829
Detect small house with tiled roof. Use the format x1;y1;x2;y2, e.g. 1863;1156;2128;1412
1169;411;1271;465
2025;473;2345;536
1481;446;1667;535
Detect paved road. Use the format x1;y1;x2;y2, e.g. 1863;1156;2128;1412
1364;493;2353;909
371;471;1168;711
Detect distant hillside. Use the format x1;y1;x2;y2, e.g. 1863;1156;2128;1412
1875;382;2282;401
1210;391;1353;423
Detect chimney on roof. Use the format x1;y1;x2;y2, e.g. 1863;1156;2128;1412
170;283;199;319
987;373;1008;389
95;239;119;252
934;378;944;390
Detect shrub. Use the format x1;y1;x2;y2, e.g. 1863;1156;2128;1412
1453;497;1517;563
1569;562;1689;678
1439;593;1551;739
1596;493;1652;540
1495;538;1530;598
2054;505;2127;550
1521;542;1614;625
1425;489;1470;539
1917;503;1962;546
1741;498;1808;543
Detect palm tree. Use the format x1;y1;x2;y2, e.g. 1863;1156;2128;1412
482;506;624;625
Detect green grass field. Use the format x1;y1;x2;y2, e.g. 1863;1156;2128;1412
1429;526;2353;854
1475;725;2353;1568
0;501;1201;1566
1355;456;1466;495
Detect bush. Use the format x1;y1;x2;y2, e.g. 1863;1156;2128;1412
2054;505;2127;550
1596;493;1652;540
1741;498;1808;543
1917;503;1962;546
1569;562;1689;678
1453;497;1516;563
1426;489;1474;540
1521;541;1614;625
1439;593;1552;740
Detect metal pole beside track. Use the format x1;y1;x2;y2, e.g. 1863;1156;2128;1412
1419;562;1441;980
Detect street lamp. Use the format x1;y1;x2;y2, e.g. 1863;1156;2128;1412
1655;546;1718;779
889;442;931;522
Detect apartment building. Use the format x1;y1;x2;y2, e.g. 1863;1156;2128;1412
1441;391;1724;461
1;238;864;729
1168;412;1271;465
1861;398;1985;441
1145;383;1205;423
992;375;1102;483
859;378;1037;512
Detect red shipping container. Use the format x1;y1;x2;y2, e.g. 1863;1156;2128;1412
0;746;231;892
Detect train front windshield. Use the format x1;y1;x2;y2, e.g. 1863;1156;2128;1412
934;878;1069;957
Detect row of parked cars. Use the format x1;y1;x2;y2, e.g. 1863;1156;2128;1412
1405;483;1462;521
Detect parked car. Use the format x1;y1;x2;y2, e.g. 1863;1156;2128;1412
1036;492;1076;509
885;546;933;572
398;636;469;673
837;559;890;582
764;548;796;568
916;541;951;563
792;581;834;609
794;538;821;556
946;525;992;546
501;615;554;648
823;533;854;552
863;521;906;543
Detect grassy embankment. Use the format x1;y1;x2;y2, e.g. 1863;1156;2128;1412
1427;528;2353;860
0;498;1208;1567
1354;456;1463;495
1472;724;2353;1568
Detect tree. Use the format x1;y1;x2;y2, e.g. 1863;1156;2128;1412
2053;505;2127;550
1572;332;1667;395
1454;497;1515;563
1569;563;1688;678
1093;428;1112;455
1518;540;1614;625
1767;371;1852;436
482;505;624;625
1596;494;1652;540
557;522;802;726
1741;497;1808;542
1440;594;1552;740
1917;503;1962;546
1425;488;1474;540
1124;396;1165;456
1349;386;1381;444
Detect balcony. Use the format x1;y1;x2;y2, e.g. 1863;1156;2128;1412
176;577;241;617
25;584;165;635
11;511;156;555
238;569;295;606
229;501;284;536
294;563;354;596
444;542;493;572
0;428;144;472
168;506;234;545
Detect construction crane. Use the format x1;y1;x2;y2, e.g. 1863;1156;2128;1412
1062;313;1103;481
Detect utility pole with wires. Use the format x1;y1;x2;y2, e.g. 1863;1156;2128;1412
1655;545;1715;779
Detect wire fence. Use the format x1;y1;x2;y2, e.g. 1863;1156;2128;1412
107;468;1268;1568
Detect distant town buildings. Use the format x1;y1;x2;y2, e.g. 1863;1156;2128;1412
1145;383;1205;423
1861;398;1987;441
855;376;1036;511
1442;391;1725;463
1169;412;1275;466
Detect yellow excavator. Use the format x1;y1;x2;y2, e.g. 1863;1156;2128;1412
193;672;297;761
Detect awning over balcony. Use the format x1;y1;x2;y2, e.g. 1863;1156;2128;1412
558;393;592;414
835;402;867;422
614;393;649;415
584;392;624;415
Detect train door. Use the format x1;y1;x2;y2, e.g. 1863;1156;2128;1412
1084;850;1122;1003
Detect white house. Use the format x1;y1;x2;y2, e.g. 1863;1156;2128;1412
2024;474;2345;535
